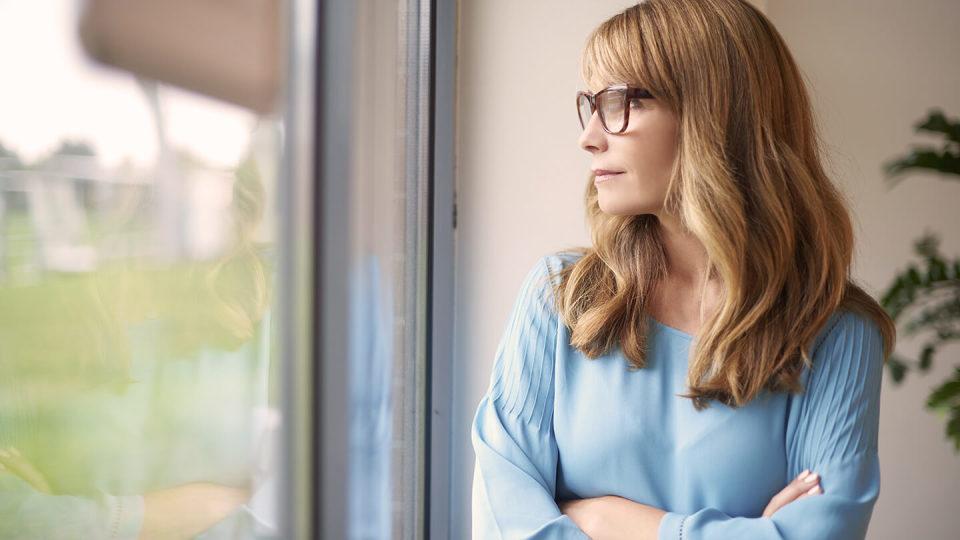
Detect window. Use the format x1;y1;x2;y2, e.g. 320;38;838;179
0;0;455;538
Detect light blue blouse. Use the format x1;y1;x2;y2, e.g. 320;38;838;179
471;252;884;539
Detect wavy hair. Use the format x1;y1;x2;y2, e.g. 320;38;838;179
552;0;896;410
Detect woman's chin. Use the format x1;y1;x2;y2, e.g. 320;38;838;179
598;199;653;216
598;204;629;216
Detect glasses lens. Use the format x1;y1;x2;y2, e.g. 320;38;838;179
597;89;626;133
577;94;593;130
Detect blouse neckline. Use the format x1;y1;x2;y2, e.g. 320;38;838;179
650;317;695;341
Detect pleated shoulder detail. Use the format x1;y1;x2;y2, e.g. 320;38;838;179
790;309;885;469
488;254;566;432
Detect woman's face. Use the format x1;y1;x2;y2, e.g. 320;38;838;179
577;84;679;216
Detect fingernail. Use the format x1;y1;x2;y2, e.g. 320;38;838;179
803;472;819;484
797;469;810;480
806;484;821;495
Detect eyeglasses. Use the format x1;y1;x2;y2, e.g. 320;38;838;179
576;84;654;134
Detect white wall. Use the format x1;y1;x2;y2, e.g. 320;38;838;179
453;1;959;537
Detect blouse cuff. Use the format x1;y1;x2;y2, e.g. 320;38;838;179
658;511;689;540
99;491;145;540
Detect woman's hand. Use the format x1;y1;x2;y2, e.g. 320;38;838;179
762;469;822;518
138;482;251;540
559;495;664;540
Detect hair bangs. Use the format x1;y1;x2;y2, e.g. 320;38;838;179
580;11;657;96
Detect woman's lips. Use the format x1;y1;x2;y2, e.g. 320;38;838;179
595;172;623;184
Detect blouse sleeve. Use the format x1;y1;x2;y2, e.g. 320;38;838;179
471;255;591;539
0;473;143;539
658;310;885;540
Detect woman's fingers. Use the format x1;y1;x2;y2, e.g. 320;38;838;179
795;476;823;500
761;469;822;518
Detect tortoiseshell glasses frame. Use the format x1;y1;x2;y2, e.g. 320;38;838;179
576;84;654;134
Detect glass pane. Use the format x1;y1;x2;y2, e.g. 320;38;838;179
598;90;626;132
578;95;593;129
341;0;433;537
0;2;285;538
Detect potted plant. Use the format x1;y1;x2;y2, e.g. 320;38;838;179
879;109;960;452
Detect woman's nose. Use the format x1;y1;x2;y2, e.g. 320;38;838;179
577;112;607;153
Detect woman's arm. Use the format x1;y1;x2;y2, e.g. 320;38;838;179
560;496;665;540
138;482;251;540
472;255;591;539
659;312;883;540
0;448;250;540
560;470;823;540
562;310;883;540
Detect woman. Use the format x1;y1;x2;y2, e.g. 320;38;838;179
470;1;896;539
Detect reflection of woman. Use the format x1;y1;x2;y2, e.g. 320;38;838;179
471;2;896;539
0;151;275;539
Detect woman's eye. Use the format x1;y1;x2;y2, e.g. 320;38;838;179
630;100;643;109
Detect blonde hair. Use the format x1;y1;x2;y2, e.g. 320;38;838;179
553;0;896;410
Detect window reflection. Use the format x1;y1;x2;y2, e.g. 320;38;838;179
0;2;282;538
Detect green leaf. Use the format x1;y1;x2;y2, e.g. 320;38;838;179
927;368;960;409
907;266;923;286
903;298;960;335
928;258;948;282
915;109;960;145
935;328;960;341
883;149;960;179
919;345;934;371
883;110;960;182
887;356;909;384
880;276;905;313
947;406;960;452
914;233;941;260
